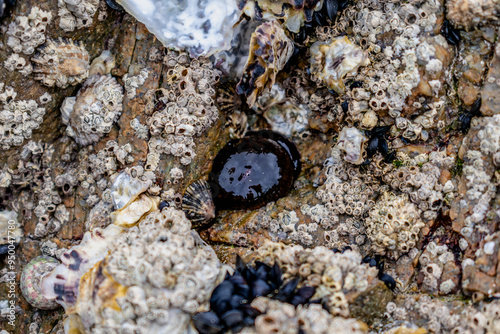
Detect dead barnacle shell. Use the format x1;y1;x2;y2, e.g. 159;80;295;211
236;20;294;108
336;127;368;165
20;256;61;310
32;38;90;88
182;180;216;228
61;75;123;145
310;36;370;94
110;169;152;210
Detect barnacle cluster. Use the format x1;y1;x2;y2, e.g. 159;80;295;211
309;36;369;94
61;75;123;145
3;53;33;76
146;53;219;166
243;298;368;334
255;240;383;317
6;6;52;55
0;83;46;150
241;0;324;33
365;192;424;259
418;241;459;295
57;0;99;32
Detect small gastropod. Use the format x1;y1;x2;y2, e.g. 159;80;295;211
20;256;61;310
182;130;301;227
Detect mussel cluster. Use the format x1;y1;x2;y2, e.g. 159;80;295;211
193;256;316;334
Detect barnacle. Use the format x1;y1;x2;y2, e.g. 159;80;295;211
336;127;368;165
60;74;123;145
310;36;369;94
236;20;294;107
32;38;90;88
58;0;99;32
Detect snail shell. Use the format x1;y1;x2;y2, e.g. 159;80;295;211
20;256;61;310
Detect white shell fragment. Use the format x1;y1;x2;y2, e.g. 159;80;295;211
109;169;152;210
116;0;240;57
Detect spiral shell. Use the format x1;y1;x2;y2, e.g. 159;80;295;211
20;256;60;310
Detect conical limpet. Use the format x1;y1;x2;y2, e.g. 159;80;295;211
20;256;61;309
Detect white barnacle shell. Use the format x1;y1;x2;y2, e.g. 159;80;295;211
310;36;370;94
336;127;368;165
61;74;123;145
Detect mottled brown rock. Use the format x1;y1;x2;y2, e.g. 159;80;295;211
348;280;394;326
481;41;500;116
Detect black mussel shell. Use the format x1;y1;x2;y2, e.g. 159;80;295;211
290;286;316;306
325;0;339;22
274;277;299;302
158;200;169;211
378;138;388;157
367;137;379;157
221;309;245;332
384;151;396;163
193;311;223;334
441;18;461;46
379;273;396;290
210;281;235;316
251;279;272;299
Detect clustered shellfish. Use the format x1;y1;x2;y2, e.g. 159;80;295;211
60;74;123;145
193;255;316;334
182;130;301;227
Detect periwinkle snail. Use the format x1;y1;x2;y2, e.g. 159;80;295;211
182;130;301;227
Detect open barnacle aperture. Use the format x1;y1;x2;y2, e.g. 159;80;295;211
193;255;315;334
182;130;301;227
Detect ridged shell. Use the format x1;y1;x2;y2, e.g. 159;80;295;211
20;256;60;310
182;180;216;228
32;38;89;88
